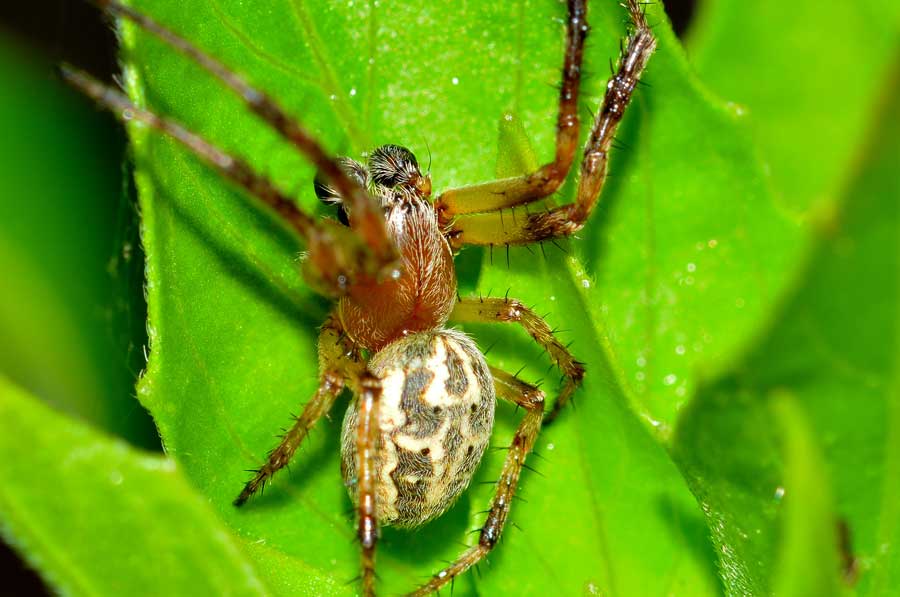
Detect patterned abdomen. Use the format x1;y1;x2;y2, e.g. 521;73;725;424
341;329;495;528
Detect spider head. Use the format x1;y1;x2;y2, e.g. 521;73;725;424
368;144;432;199
314;157;368;225
314;145;432;225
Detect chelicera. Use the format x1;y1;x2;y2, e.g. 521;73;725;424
65;0;655;594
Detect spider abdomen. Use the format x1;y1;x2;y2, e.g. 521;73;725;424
341;329;495;528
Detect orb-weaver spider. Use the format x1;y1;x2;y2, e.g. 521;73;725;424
63;0;655;594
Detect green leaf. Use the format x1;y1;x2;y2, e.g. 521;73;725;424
0;375;342;595
115;0;735;593
672;79;900;595
96;0;895;595
770;396;844;597
686;0;900;214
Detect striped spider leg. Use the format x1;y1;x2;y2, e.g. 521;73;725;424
438;0;656;251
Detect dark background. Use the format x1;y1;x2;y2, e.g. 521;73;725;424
0;1;697;594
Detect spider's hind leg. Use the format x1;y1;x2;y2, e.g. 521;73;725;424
450;296;584;420
408;367;544;597
354;372;383;597
234;316;361;506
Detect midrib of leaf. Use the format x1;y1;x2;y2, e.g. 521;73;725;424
638;93;660;429
363;0;378;136
206;0;324;89
558;259;620;595
288;0;370;149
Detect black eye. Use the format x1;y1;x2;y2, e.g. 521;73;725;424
313;157;367;205
313;158;366;226
368;144;419;186
313;174;334;203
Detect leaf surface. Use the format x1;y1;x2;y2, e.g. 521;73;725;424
111;0;896;594
687;0;900;214
672;78;900;595
0;376;341;596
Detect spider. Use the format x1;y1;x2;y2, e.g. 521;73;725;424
64;0;655;594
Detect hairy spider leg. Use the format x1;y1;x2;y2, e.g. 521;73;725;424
232;316;383;595
234;317;362;506
442;0;656;249
436;0;588;223
87;0;399;287
61;67;382;296
408;367;544;596
355;372;383;597
450;296;585;421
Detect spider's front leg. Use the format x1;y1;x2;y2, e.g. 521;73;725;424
451;296;584;421
409;368;544;597
66;1;401;296
234;317;361;505
436;0;588;227
442;0;656;249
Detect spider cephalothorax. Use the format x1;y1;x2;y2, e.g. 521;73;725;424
314;145;456;351
65;0;655;594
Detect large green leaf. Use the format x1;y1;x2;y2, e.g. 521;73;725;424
686;0;900;214
2;0;896;594
116;0;738;593
672;79;900;595
79;0;893;595
0;375;341;595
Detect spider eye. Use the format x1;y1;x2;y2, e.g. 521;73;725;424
313;157;367;205
368;144;419;186
313;174;334;203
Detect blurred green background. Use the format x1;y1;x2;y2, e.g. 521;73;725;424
0;2;158;591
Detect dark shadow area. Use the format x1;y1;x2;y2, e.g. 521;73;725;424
665;0;698;39
0;541;45;597
148;166;329;330
0;1;116;78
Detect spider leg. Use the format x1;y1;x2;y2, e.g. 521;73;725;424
407;367;544;597
61;68;389;297
354;372;383;597
450;297;584;421
444;0;656;250
435;0;587;224
234;316;361;506
92;0;396;272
